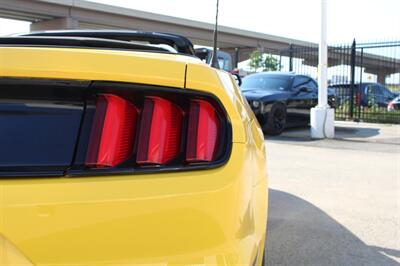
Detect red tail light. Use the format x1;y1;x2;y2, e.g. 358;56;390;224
136;97;183;165
186;99;220;163
78;85;230;175
85;94;138;168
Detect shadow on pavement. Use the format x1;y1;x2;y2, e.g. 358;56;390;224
334;126;380;138
264;125;381;141
266;189;400;266
263;126;316;142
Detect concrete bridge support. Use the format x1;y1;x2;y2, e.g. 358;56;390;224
365;68;394;84
31;17;79;31
375;69;391;84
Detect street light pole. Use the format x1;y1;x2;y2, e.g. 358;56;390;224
210;0;220;69
310;0;335;138
318;0;328;108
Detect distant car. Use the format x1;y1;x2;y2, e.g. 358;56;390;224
241;72;336;135
195;48;243;86
388;96;400;112
195;47;233;72
330;83;398;107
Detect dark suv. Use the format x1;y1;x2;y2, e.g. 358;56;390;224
331;83;398;107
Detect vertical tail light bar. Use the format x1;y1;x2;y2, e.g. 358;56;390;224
85;94;138;168
136;97;183;165
186;99;221;163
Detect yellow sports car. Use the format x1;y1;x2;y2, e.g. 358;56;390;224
0;30;268;266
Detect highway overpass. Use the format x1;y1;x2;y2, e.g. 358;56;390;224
0;0;399;82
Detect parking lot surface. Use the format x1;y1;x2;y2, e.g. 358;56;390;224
265;122;400;266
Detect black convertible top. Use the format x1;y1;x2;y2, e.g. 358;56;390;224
0;30;196;56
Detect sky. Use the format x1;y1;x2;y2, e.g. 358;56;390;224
88;0;400;44
0;0;399;43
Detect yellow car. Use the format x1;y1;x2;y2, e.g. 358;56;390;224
0;30;268;266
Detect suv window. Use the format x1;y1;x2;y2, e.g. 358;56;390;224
366;84;380;95
218;57;232;72
305;79;318;92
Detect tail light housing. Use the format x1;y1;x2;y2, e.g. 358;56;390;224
76;83;230;175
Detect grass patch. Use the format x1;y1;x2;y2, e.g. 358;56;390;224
335;104;400;124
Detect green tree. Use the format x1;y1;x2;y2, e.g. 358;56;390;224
262;54;279;72
248;50;279;72
248;50;263;72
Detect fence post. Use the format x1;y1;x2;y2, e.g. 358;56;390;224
289;44;293;72
357;47;364;122
349;39;356;119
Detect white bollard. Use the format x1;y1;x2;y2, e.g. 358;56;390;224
311;106;335;138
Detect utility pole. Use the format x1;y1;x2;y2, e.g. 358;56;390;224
310;0;335;138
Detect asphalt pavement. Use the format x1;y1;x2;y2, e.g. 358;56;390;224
265;122;400;266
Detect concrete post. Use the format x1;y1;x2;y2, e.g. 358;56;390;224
365;68;391;84
30;17;79;31
376;70;388;84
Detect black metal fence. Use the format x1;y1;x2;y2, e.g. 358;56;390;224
277;40;400;124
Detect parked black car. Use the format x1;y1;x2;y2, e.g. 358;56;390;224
241;72;335;135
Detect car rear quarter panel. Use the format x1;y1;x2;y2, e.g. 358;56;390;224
0;143;267;265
